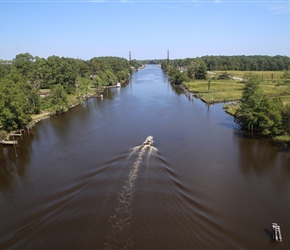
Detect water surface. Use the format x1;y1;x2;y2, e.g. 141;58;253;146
1;65;290;249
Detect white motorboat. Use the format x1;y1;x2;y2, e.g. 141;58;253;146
143;136;154;146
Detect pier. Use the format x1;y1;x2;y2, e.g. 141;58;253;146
0;140;18;145
9;133;22;137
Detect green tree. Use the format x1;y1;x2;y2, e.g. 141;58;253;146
235;75;283;136
13;53;35;81
194;59;207;79
161;61;169;72
28;89;41;114
0;130;8;140
75;77;91;100
201;55;290;71
98;70;117;86
116;70;128;82
130;59;143;70
169;68;189;85
0;77;31;131
43;56;78;93
78;60;90;77
281;104;290;134
49;84;68;114
281;66;290;80
34;56;47;89
0;60;12;79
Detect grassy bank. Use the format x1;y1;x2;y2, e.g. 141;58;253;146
184;80;243;103
0;81;121;142
184;71;290;105
31;85;104;125
223;101;290;145
214;70;285;82
183;71;290;144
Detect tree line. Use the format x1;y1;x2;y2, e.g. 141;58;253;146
0;53;136;134
140;55;290;72
161;58;208;85
201;55;290;71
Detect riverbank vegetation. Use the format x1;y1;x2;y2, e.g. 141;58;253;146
2;53;290;143
234;75;289;136
161;55;290;142
0;53;140;135
183;70;290;104
161;57;208;85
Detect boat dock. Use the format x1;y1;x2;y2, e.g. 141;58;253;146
0;140;18;145
9;133;22;137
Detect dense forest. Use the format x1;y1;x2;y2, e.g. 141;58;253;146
201;55;290;71
142;55;290;72
0;53;139;136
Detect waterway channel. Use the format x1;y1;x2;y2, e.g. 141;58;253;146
0;64;290;249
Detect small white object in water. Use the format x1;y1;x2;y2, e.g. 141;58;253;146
143;136;154;146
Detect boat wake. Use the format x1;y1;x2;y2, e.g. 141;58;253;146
105;136;157;249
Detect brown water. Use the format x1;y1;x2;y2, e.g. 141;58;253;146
0;64;290;249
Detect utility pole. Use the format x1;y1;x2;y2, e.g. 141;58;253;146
208;79;211;93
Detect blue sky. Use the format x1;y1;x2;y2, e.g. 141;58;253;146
0;0;290;60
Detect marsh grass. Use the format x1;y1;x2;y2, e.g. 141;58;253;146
223;103;239;116
214;70;285;81
185;71;290;105
184;79;243;103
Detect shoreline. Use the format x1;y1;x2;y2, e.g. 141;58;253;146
0;85;116;144
30;86;110;126
175;83;290;145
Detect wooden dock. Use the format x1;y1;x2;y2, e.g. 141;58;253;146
272;223;282;242
9;133;22;137
0;140;18;145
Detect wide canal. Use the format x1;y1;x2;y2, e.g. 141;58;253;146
1;64;290;249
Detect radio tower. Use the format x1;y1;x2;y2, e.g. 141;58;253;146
129;51;131;65
167;49;169;65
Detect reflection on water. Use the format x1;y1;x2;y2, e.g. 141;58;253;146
0;65;290;249
0;131;35;191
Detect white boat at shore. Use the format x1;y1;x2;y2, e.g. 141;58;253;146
116;82;121;88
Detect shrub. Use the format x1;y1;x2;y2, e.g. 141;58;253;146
0;130;8;140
